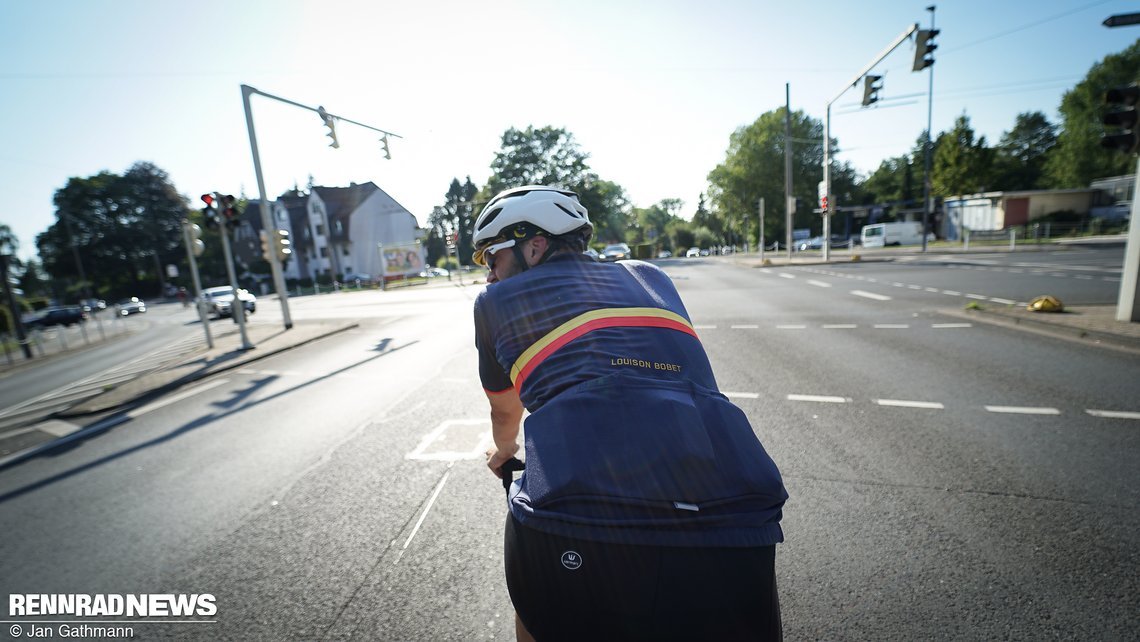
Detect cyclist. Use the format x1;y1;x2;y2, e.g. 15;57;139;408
474;186;787;641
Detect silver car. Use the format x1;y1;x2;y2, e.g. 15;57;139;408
199;286;256;319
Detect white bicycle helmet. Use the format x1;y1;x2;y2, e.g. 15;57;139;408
471;186;592;266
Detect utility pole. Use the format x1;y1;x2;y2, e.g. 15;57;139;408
758;197;765;263
240;85;403;331
823;23;920;262
215;194;252;351
785;83;794;261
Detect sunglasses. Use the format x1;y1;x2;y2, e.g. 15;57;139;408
476;239;517;269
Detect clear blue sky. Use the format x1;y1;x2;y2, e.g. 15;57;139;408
2;0;1137;263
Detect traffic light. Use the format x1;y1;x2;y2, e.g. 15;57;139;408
274;229;292;262
259;230;271;259
912;29;939;71
188;223;205;257
318;106;339;149
220;194;241;229
380;134;391;160
1102;84;1140;154
862;75;883;107
201;193;220;230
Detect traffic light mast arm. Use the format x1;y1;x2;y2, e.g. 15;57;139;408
828;23;919;105
241;85;403;140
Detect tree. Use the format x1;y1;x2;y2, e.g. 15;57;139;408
708;108;857;245
37;162;191;300
1045;39;1140;188
993;111;1057;190
932;114;994;197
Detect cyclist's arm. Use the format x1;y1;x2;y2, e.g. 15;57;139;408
486;387;523;478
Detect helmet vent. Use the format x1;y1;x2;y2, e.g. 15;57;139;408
477;207;502;231
554;203;580;218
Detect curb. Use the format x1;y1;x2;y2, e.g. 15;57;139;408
940;307;1140;356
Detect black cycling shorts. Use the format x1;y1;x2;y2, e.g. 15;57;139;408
504;515;781;641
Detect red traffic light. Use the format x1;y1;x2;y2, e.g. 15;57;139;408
201;194;215;206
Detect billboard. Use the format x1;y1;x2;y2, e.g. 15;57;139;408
379;242;425;278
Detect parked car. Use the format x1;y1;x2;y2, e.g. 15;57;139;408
583;248;601;261
199;287;256;318
657;250;673;259
116;297;147;316
25;306;88;328
418;267;449;278
685;247;701;258
796;235;853;251
342;273;373;284
81;298;107;312
601;243;632;261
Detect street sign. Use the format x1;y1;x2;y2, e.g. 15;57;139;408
166;264;179;278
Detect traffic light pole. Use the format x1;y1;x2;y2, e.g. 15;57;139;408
217;207;253;351
181;220;213;349
1116;153;1140;322
242;85;294;331
921;5;936;253
823;23;919;262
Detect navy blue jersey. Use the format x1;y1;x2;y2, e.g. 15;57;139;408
474;253;786;547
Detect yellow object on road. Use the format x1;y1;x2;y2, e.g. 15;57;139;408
1028;295;1064;313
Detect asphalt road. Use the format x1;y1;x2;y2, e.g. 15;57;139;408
0;250;1136;640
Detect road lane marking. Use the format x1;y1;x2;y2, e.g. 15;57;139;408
984;405;1061;415
942;290;961;296
1086;409;1140;420
932;323;972;328
965;294;989;300
807;280;832;288
730;325;759;329
925;287;940;293
875;399;944;409
398;468;452;560
776;324;807;330
1104;277;1120;282
822;324;857;329
890;282;905;287
787;394;847;403
874;324;909;329
907;284;923;290
693;324;717;329
851;290;891;301
1075;275;1093;280
989;297;1017;305
778;273;796;279
407;419;492;461
126;379;231;419
723;392;760;399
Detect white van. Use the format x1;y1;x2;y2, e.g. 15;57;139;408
860;222;926;248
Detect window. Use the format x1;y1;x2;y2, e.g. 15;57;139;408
320;248;328;258
315;224;325;236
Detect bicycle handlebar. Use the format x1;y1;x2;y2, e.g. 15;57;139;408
501;457;526;493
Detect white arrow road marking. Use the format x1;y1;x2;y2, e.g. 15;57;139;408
984;406;1061;415
851;290;891;301
1086;409;1140;420
875;399;945;409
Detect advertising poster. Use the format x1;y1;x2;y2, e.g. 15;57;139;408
378;242;425;278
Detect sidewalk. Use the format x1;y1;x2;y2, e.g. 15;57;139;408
0;319;357;469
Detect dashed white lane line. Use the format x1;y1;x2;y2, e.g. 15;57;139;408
1086;409;1140;420
731;324;759;329
925;287;940;293
776;324;807;330
875;399;945;409
851;290;892;301
694;324;717;329
821;324;858;329
778;273;796;279
723;392;760;399
943;290;962;296
932;323;972;328
965;294;989;300
1075;275;1093;280
984;405;1061;415
874;324;910;329
989;297;1017;305
1105;277;1120;282
806;280;832;288
787;394;848;404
